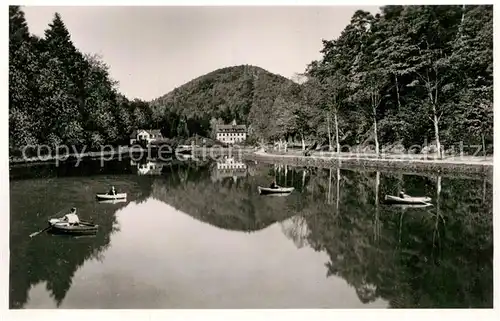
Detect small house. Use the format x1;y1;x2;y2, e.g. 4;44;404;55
129;129;163;146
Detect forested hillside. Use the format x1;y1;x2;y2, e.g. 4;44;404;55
9;6;154;152
304;5;493;155
9;5;493;157
149;65;302;141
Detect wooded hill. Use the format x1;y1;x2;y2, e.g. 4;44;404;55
149;65;301;142
9;5;493;157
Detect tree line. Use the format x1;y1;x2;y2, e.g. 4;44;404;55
149;5;494;157
9;6;190;155
10;5;493;158
302;5;493;157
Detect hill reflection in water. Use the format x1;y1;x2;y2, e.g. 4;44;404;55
9;159;493;308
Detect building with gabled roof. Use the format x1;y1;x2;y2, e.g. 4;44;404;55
129;129;163;145
216;119;247;144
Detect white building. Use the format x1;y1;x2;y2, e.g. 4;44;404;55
216;120;247;144
129;129;163;146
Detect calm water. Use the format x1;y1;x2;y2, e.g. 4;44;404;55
9;158;493;308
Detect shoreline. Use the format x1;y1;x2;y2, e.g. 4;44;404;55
246;150;493;177
8;147;133;166
8;146;256;167
9;146;494;177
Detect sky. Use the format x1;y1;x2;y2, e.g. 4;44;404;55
22;6;379;101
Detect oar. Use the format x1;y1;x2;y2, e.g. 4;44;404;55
29;225;51;238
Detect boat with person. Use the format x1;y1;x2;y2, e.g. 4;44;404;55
96;193;127;200
96;185;127;200
47;213;98;235
29;208;98;238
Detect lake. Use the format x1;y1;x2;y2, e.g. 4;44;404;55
9;157;493;308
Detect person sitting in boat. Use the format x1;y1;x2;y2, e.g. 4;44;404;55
108;186;117;196
62;209;80;226
64;207;77;216
269;181;278;189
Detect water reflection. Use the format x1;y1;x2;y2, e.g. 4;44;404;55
211;156;248;182
9;171;153;308
131;159;165;175
9;159;493;308
23;199;387;308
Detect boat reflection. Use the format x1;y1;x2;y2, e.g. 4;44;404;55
97;199;128;204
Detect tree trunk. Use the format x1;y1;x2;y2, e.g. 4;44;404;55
456;5;466;40
302;170;307;189
395;74;401;111
327;113;332;152
432;106;442;159
301;134;305;151
334;112;340;156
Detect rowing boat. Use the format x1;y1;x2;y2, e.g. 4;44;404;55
384;195;432;205
95;192;127;200
47;214;98;235
258;186;294;195
49;221;99;235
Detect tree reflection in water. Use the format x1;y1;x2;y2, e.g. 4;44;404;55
10;159;493;308
279;167;493;308
9;169;153;308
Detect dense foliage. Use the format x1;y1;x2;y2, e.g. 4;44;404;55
9;6;153;153
306;5;493;156
10;5;493;157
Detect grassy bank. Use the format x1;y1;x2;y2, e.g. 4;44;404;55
247;150;493;178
